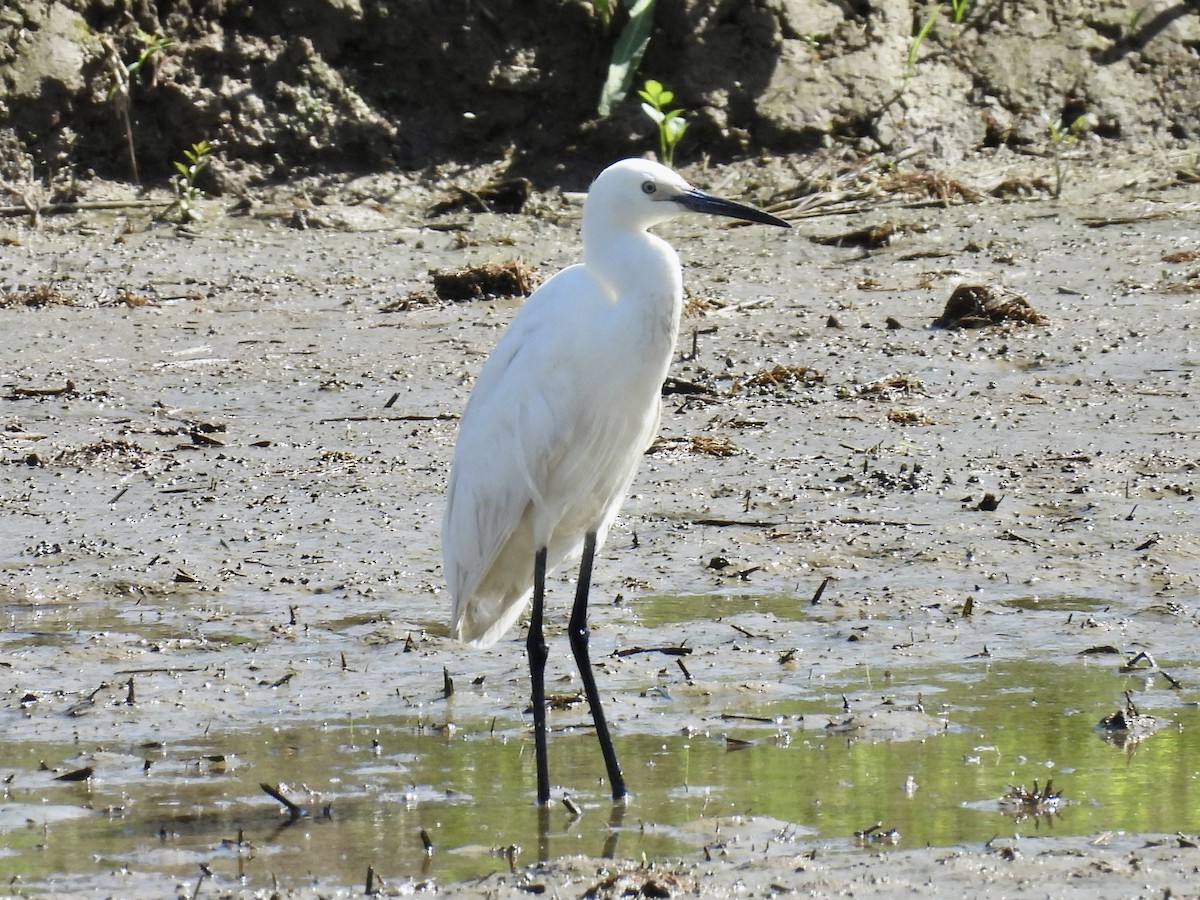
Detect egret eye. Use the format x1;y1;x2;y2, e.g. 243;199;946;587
641;181;656;195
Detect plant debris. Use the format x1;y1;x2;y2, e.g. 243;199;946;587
990;176;1053;198
54;765;95;782
583;865;696;900
648;434;739;457
933;284;1049;329
999;779;1064;818
854;822;901;844
54;439;166;471
1161;249;1199;264
4;379;76;400
886;407;934;425
427;177;531;217
388;261;539;309
431;261;539;302
812;221;928;249
1097;692;1162;749
880;171;983;203
742;364;825;395
855;374;925;400
1;284;77;307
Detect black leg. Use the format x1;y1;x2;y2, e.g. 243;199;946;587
527;546;551;806
537;804;551;863
568;531;628;801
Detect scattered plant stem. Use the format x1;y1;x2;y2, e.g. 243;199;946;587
102;29;177;185
1048;114;1087;198
638;79;689;167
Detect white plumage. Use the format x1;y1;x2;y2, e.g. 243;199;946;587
442;158;789;803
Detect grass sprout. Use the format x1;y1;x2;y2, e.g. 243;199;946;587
905;7;940;84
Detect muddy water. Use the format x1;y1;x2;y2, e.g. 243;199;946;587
1;159;1199;895
1;652;1197;892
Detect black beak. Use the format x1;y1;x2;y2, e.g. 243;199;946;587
675;187;791;228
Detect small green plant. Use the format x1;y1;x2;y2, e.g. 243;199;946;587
905;7;940;84
127;29;176;80
165;140;212;224
947;0;970;25
596;0;657;117
103;29;177;185
1047;114;1087;198
638;79;689;167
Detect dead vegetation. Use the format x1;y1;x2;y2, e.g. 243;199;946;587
432;260;538;301
50;439;168;471
583;864;697;900
386;261;539;310
933;284;1049;329
886;407;934;425
854;374;925;401
999;779;1064;818
648;434;739;457
766;151;986;222
741;364;825;396
1097;691;1163;749
1;284;77;308
812;220;930;250
426;177;531;217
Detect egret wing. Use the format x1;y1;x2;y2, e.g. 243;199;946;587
443;265;602;646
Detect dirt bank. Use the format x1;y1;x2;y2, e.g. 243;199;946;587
2;0;1199;190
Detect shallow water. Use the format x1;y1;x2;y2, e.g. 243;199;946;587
3;654;1196;893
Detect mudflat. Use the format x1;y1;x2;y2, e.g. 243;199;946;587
2;149;1198;897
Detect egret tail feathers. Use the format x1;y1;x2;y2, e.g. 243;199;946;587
451;591;531;649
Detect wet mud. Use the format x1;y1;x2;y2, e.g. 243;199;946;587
2;150;1199;897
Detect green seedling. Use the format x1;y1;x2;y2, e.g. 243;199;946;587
905;7;940;84
638;79;689;167
596;0;657;117
128;29;176;79
164;140;212;224
947;0;970;25
104;29;177;185
1048;115;1087;198
902;6;940;84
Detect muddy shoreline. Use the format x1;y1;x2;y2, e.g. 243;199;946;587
2;148;1199;896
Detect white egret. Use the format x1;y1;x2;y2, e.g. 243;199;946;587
443;158;790;804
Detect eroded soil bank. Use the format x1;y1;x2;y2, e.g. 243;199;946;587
1;148;1199;896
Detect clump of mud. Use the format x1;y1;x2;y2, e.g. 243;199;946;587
933;284;1049;329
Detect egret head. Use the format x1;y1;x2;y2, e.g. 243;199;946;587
585;158;790;233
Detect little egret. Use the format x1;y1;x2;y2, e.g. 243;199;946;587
443;158;790;805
